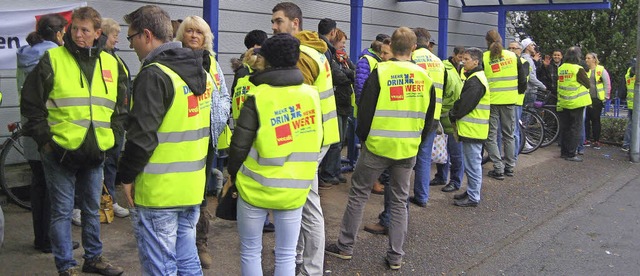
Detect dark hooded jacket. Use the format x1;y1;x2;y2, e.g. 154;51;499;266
20;29;128;169
117;42;209;183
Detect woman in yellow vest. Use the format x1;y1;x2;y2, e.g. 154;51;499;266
584;53;610;149
622;60;637;151
228;33;323;276
175;15;231;268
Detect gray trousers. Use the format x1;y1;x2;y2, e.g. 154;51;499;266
296;146;328;276
336;145;416;264
485;105;517;173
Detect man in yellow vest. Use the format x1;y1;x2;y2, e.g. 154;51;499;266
622;59;637;152
449;48;491;207
271;2;339;275
326;27;435;270
118;5;212;275
20;7;127;276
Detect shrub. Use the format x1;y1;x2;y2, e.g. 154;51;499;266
600;117;627;145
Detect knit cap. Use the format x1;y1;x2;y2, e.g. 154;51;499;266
256;33;300;68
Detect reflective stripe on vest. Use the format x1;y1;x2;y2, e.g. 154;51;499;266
365;61;431;160
236;83;323;210
300;44;340;146
626;67;636;110
483;50;519;105
589;65;606;101
134;63;212;208
46;46;118;151
457;71;491;140
412;48;444;119
557;63;592;110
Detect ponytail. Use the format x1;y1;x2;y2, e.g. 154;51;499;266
26;31;43;46
485;29;503;60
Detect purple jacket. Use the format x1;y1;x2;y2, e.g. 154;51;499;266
355;48;381;103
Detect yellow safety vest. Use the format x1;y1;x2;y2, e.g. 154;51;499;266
589;65;606;101
208;54;222;89
483;50;519;105
413;48;444;119
114;54;129;78
366;61;432;160
626;67;636;110
236;84;323;210
232;66;256;121
46;46;118;151
299;45;339;146
134;63;212;208
441;62;463;134
457;71;490;140
557;63;592;110
363;55;379;73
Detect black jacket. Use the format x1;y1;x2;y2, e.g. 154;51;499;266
117;42;209;183
356;59;435;144
227;67;305;178
320;35;354;116
449;66;487;143
20;29;128;168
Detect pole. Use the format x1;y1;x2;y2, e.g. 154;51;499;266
631;1;640;163
349;0;363;64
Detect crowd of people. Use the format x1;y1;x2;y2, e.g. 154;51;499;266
10;1;638;275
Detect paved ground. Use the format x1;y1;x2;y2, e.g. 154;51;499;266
0;144;638;275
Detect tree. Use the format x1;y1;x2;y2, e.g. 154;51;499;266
509;0;638;95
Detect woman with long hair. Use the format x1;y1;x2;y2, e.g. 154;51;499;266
584;53;610;149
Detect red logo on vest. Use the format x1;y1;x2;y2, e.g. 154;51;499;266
390;86;404;101
102;70;113;83
275;124;293;145
188;95;199;117
491;63;500;73
418;63;426;69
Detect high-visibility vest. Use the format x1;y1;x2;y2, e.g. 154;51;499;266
460;67;467;81
354;54;380;117
217;125;232;150
483;50;519;105
557;63;592;110
441;62;463;134
46;46;118;151
588;65;606;101
457;71;491;140
516;57;531;106
366;61;432;160
626;67;636;110
114;54;129;78
362;55;379;73
413;48;444;119
134;63;212;208
232;65;256;121
236;84;323;210
208;54;222;89
300;45;339;146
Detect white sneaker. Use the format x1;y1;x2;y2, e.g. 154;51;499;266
113;203;130;218
72;209;81;226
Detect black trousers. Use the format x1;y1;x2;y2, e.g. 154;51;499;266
585;98;603;142
29;160;50;249
559;107;585;158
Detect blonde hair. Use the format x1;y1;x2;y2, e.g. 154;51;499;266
174;15;214;52
243;47;265;71
101;18;120;35
586;52;599;65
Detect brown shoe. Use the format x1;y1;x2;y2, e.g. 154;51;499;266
82;255;123;276
363;223;388;235
198;243;213;269
371;181;384;195
59;267;79;276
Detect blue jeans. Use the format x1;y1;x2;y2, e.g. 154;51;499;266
132;206;202;276
238;197;302;276
41;150;103;272
412;129;437;204
103;135;124;201
623;110;633;147
577;108;586;153
514;105;522;159
320;115;346;181
434;134;464;189
462;142;483;202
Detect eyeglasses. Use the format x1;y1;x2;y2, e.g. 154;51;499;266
126;32;141;42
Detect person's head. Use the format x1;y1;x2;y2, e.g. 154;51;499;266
521;38;536;55
552;49;563;64
376;33;390;42
390;27;417;58
171;19;183;37
380;38;393;61
244;29;268;49
124;5;173;60
585;52;599;68
101;18;121;51
563;46;582;64
370;40;382;55
32;13;68;46
413;27;431;48
70;7;102;48
271;2;302;35
318;18;337;40
175;15;214;52
485;29;503;60
428;37;436;52
463;47;483;72
451;45;465;64
243;47;266;71
331;28;347;51
256;33;300;69
508;41;522;57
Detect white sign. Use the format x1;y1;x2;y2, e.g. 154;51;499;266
0;3;85;70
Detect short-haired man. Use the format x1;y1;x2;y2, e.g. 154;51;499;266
449;47;491;207
445;45;465;74
271;2;340;275
119;5;213;275
21;6;127;276
326;26;435;270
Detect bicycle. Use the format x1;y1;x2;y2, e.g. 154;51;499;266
532;90;560;147
0;122;32;210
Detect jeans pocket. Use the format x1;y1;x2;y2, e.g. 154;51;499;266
150;211;177;236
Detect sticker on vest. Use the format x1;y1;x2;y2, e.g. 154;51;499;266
271;103;317;146
387;73;425;101
188;95;199;117
234;85;251;110
102;70;113;82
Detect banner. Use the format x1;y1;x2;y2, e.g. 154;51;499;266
0;3;85;70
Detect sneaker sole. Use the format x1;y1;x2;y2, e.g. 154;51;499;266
325;250;352;260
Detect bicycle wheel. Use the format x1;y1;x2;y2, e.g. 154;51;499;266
520;109;544;154
537;107;560;147
0;130;32;210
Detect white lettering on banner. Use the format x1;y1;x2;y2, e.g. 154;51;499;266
0;2;86;70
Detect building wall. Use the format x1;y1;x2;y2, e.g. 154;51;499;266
0;0;498;139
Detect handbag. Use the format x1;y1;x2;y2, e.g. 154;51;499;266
431;123;449;165
215;176;238;221
99;184;115;224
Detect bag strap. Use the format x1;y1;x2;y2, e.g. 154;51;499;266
102;184;111;196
